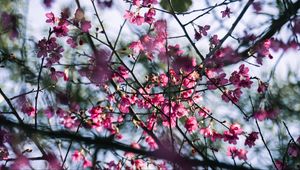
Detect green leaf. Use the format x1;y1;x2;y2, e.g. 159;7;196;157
160;0;192;13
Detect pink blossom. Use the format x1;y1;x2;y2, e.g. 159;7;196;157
198;107;210;118
129;41;144;53
145;136;158;150
221;88;242;103
43;0;54;8
229;64;253;88
288;143;299;157
195;25;210;41
81;20;91;32
125;143;141;158
144;8;156;24
159;73;168;87
210;35;220;46
53;25;69;37
72;150;83;161
83;158;92;168
119;96;131;113
142;0;158;5
200;127;221;142
133;0;141;6
252;2;262;13
245;132;259;148
229;123;243;135
50;67;68;82
79;49;111;85
45;12;56;24
227;146;248;161
257;81;268;93
275;160;285;170
221;7;232;18
207;72;228;90
66;37;77;48
254;109;278;121
44;106;54;118
185;116;198;133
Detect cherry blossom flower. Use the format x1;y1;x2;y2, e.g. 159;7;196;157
288;143;299;157
257;80;268;93
221;7;232;18
129;40;144;53
229;64;253;88
145;136;158;150
45;12;56;24
72;150;84;161
119;96;131;113
79;49;111;85
83;158;92;168
195;25;210;41
185;116;198;133
53;25;69;37
80;20;91;32
207;72;228;90
198;107;210;118
254;109;278;121
252;2;262;13
227;146;248;161
0;12;19;39
275;160;285;170
144;8;156;24
44;106;55;118
245;132;259;148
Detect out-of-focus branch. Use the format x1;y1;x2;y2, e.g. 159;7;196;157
0;116;258;170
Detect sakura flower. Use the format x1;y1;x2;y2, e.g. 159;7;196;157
142;0;158;5
221;7;232;18
207;72;228;90
198;107;210;118
66;37;77;48
254;109;278;121
50;67;68;81
129;40;144;53
45;12;56;24
83;158;92;168
288;143;299;157
80;20;91;32
134;159;145;169
244;132;259;148
144;8;156;24
229;64;253;88
133;0;141;6
53;25;69;37
227;146;248;161
185;116;198;133
229;123;243;135
145;136;158;150
275;160;285;170
257;81;268;93
44;106;55;118
119;96;131;113
125;143;141;159
195;25;210;41
72;150;83;161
